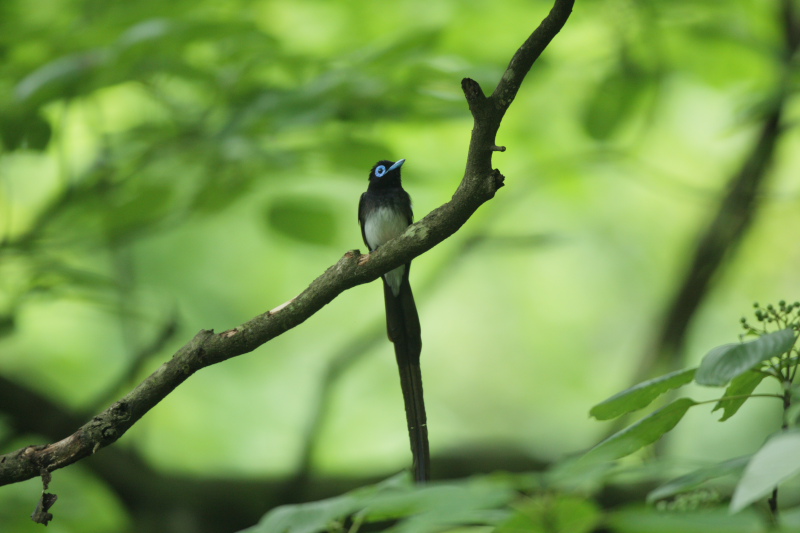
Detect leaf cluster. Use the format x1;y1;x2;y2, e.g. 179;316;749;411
587;303;800;515
237;469;795;533
227;299;800;532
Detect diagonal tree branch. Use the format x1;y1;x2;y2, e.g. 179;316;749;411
0;0;574;488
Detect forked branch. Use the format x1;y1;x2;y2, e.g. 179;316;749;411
0;0;574;489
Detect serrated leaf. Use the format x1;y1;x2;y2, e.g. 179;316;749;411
590;368;696;421
696;329;796;387
712;371;769;421
647;456;750;503
730;430;800;513
584;398;697;462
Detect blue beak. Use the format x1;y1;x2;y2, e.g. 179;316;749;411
388;159;406;172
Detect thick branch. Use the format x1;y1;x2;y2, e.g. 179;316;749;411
0;0;574;487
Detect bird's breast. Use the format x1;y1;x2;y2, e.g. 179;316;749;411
363;206;410;251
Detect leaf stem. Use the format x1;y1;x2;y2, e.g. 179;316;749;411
695;393;784;407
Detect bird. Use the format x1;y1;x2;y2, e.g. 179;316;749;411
358;158;429;483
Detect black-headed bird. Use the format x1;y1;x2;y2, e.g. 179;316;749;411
358;159;429;482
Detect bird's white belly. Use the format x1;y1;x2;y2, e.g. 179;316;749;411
364;207;409;296
364;206;409;250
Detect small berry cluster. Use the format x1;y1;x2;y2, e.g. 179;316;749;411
740;300;800;337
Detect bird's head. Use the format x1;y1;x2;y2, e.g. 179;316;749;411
368;159;405;187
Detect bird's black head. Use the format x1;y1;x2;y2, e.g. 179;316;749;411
368;159;405;188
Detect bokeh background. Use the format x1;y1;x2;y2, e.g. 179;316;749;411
1;0;798;531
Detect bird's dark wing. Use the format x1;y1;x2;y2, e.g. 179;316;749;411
398;189;413;226
358;192;369;250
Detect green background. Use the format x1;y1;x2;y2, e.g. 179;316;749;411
1;0;798;531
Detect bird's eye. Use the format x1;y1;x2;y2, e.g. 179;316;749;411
374;165;386;177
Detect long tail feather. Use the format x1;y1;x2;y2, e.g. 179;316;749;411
383;270;429;482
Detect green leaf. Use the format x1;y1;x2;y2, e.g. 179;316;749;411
23;112;52;150
647;456;751;503
265;196;339;247
608;507;765;533
16;50;111;105
696;329;796;387
590;368;696;421
582;62;648;141
779;506;800;531
0;314;14;338
0;109;52;151
495;494;601;533
326;137;393;173
583;398;697;462
730;430;800;513
104;183;175;240
712;371;769;421
360;477;515;532
785;394;800;429
238;474;408;533
238;474;516;533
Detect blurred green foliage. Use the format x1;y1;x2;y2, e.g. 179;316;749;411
1;0;799;531
585;315;800;518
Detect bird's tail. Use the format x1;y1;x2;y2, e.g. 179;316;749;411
383;269;429;482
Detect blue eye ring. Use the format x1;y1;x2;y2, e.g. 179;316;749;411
374;165;386;177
